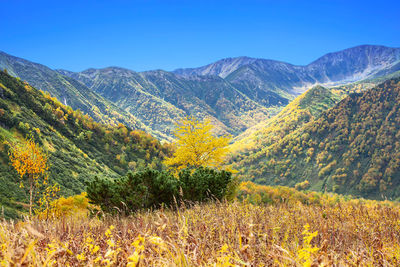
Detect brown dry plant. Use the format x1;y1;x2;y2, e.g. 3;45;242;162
1;199;400;266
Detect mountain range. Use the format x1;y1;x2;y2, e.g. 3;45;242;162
1;45;399;140
1;44;400;217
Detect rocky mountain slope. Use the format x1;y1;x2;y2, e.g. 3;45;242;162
175;45;400;104
2;45;399;140
175;45;400;90
174;56;259;78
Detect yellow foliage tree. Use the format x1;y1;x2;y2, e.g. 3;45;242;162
35;183;60;220
8;135;49;216
36;192;90;220
164;117;231;171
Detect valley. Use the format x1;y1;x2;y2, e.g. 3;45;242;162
2;0;400;264
1;45;400;215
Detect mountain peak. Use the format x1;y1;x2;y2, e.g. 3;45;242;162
173;56;259;78
309;45;400;65
305;45;400;84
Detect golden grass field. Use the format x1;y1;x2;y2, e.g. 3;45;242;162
1;198;400;266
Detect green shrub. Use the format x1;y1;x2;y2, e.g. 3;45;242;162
86;169;179;214
86;167;234;214
179;167;233;202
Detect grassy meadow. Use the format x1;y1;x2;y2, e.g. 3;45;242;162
1;196;400;266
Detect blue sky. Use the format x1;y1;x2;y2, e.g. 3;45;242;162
1;0;399;72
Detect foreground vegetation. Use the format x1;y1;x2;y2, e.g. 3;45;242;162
1;196;400;266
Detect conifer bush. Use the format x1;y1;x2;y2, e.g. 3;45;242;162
179;167;233;202
86;167;234;214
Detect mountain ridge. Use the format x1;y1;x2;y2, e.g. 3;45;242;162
0;51;171;140
2;45;400;141
63;66;275;137
173;45;400;79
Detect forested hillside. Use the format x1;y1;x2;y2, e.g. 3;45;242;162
0;52;169;140
0;71;171;217
59;67;277;137
229;77;400;199
228;85;340;156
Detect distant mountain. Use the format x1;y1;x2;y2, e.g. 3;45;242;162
304;45;400;84
0;51;169;140
61;67;276;137
61;45;400;139
228;77;400;200
174;57;258;78
175;45;400;94
0;71;170;218
2;45;400;140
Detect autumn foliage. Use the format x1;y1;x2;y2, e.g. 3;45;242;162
164;117;231;171
229;78;400;199
35;192;91;220
7;135;49;216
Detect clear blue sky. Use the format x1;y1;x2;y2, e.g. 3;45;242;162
1;0;399;72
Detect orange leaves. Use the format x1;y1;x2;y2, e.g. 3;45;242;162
54;107;64;120
7;135;49;216
36;192;90;220
8;135;48;183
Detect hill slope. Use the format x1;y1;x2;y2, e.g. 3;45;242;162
0;71;170;218
0;52;169;140
61;67;277;136
2;195;400;265
229;77;400;199
228;84;341;165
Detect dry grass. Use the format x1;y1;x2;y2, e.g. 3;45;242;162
1;200;400;266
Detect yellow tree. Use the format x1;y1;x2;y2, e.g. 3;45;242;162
8;135;49;216
164;117;231;171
